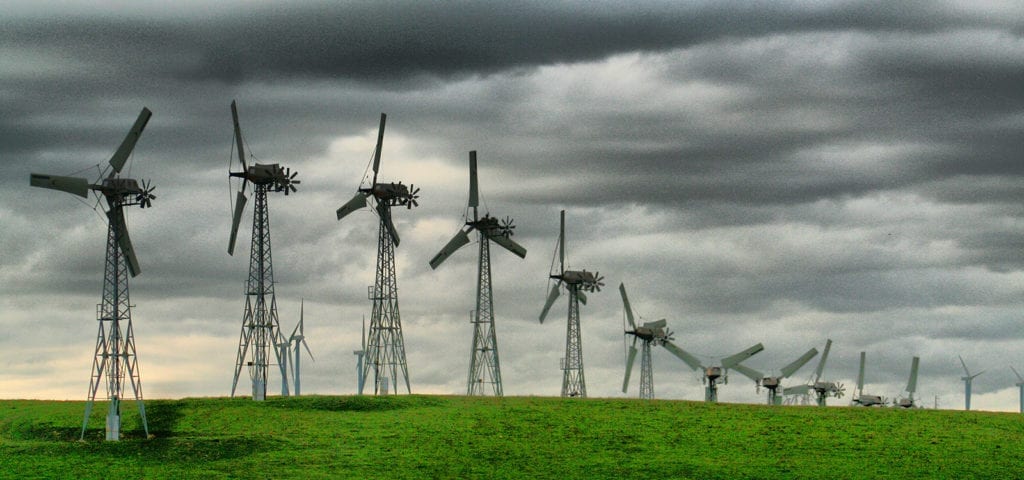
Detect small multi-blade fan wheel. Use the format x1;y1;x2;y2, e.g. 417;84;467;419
832;383;846;398
499;216;516;237
136;179;156;208
587;272;605;292
277;167;299;195
405;184;420;208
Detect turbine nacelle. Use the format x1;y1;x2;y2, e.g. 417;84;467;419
230;163;301;192
364;181;419;207
854;394;885;406
556;269;604;292
627;320;669;342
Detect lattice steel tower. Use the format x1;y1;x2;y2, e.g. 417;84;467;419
30;107;156;441
429;151;527;396
227;101;300;401
539;210;603;398
336;113;420;395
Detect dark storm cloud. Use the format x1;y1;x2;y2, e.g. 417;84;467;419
2;1;1017;84
5;1;1024;408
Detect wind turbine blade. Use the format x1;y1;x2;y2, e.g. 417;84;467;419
468;150;479;208
336;192;368;221
109;107;152;174
30;174;90;198
813;339;832;382
299;299;304;335
372;113;386;180
489;234;527;259
971;370;985;380
721;343;765;369
230;100;247;170
429;229;471;269
377;202;400;247
361;315;366;350
622;344;638;393
618;283;637;330
301;338;314;361
783;384;811;395
857;352;866;391
558;210;565;271
662;340;702;371
577;291;587;305
731;363;763;383
780;348;819;379
1012;366;1024;383
906;356;920;394
109;209;141;277
959;355;970;376
539;282;561;324
228;191;248;256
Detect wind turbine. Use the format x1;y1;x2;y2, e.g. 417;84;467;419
429;151;526;396
661;342;765;402
852;352;885;406
226;100;300;401
782;339;844;406
895;356;920;408
1011;366;1024;414
30;107;156;441
354;316;366;394
288;299;314;396
539;210;603;398
620;283;680;400
731;347;818;405
959;355;984;411
335;113;420;395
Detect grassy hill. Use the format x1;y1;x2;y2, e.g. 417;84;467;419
2;395;1022;479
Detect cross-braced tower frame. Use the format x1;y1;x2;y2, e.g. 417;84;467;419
81;205;149;441
638;340;654;400
362;206;411;395
231;183;287;400
561;284;586;397
468;235;502;395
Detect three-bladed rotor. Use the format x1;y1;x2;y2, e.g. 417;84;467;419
538;210;604;323
30;107;155;277
335;113;420;247
429;151;527;269
619;283;675;395
781;339;845;404
289;300;315;364
226;100;301;256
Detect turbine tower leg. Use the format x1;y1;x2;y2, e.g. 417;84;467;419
81;207;148;441
561;285;586;398
638;340;653;400
468;235;503;396
361;208;411;395
706;381;717;403
231;185;287;401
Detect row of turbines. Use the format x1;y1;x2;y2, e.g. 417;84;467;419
27;105;1024;442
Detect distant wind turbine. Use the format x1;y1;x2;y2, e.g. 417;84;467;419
959;355;984;411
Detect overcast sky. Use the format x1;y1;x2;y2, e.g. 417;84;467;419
3;1;1024;411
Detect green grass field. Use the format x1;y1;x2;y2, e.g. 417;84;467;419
1;395;1022;479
